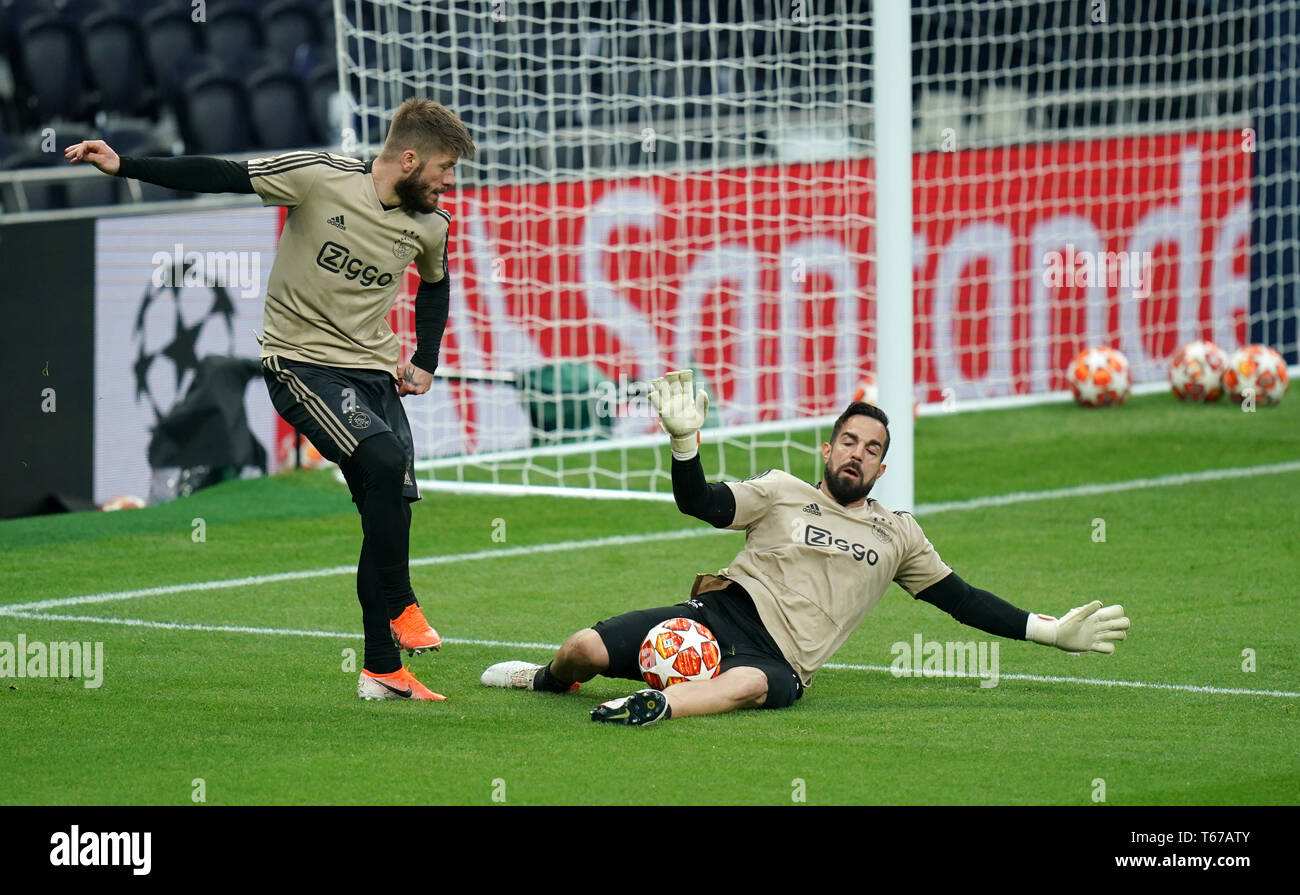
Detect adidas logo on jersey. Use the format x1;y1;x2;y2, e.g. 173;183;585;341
327;214;346;231
802;503;822;516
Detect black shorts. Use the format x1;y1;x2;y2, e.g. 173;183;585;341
592;582;804;709
262;355;420;501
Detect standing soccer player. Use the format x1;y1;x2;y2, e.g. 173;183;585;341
67;99;475;701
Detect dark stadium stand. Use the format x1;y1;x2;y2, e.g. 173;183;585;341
0;0;1259;213
1;0;341;211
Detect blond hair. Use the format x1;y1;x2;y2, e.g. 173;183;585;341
379;98;475;161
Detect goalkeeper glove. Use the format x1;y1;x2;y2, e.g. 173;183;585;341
1026;601;1130;654
648;369;709;460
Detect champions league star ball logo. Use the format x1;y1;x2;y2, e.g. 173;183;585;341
132;260;237;419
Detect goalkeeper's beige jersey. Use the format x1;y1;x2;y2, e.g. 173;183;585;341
703;469;952;686
248;151;449;373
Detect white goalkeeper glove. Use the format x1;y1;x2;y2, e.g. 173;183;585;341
1026;601;1130;654
648;369;709;460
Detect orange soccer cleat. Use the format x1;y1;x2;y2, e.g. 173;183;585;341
357;666;446;701
389;603;442;655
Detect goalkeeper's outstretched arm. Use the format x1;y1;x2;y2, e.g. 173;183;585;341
670;453;735;528
917;573;1131;655
648;370;736;528
65;140;254;194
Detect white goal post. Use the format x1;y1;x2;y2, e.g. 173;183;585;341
331;0;1298;505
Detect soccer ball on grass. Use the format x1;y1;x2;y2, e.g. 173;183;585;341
1168;340;1228;402
1068;346;1131;407
639;618;722;690
1223;345;1289;406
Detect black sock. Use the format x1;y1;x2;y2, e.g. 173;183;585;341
365;656;402;675
357;539;401;674
533;663;574;693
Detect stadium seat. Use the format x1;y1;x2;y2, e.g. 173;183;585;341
0;0;50;66
141;6;201;100
106;0;182;17
204;5;261;66
180;71;252;153
64;166;120;206
314;0;334;50
214;45;269;80
18;14;88;121
305;62;340;146
261;0;320;68
81;11;153;117
0;132;22;164
246;68;317;150
0;91;18;134
51;0;103;24
99;119;160;156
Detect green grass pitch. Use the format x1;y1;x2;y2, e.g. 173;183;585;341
2;393;1297;805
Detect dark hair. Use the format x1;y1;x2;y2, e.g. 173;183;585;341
831;401;890;457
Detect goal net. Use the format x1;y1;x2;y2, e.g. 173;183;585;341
333;0;1296;499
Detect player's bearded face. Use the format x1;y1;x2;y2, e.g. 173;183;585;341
823;454;877;504
395;164;440;213
820;416;887;506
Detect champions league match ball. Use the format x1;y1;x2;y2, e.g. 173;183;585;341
1168;340;1228;402
639;618;722;690
1223;344;1289;406
1068;346;1132;407
852;373;879;405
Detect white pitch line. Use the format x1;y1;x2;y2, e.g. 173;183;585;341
2;459;1296;614
912;459;1300;515
3;609;1295;699
0;527;729;614
821;662;1300;699
0;610;563;651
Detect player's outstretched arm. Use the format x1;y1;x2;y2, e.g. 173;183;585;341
649;369;735;527
917;573;1130;655
65;140;255;194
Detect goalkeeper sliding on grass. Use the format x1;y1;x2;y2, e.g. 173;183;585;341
482;369;1131;726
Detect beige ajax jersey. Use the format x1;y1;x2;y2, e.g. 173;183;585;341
712;469;952;686
248;151;449;373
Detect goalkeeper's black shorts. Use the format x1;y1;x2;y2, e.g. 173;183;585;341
592;581;805;709
261;355;420;501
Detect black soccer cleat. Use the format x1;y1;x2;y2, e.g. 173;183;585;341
590;689;671;726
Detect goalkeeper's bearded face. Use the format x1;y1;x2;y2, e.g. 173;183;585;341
820;415;887;506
